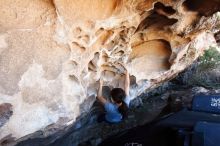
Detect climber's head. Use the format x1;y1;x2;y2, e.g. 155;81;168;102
111;88;128;119
110;88;126;104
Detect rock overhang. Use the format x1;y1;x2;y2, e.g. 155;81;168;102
0;0;220;145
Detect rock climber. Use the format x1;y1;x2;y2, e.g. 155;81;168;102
97;67;131;123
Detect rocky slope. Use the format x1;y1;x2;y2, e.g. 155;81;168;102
0;0;220;145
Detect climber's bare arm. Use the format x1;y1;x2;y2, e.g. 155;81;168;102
124;70;130;96
97;79;107;104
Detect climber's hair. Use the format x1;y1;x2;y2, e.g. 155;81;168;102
111;88;128;119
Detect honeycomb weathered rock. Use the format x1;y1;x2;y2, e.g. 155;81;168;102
0;0;219;143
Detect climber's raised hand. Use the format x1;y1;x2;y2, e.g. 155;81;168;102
124;67;130;96
99;78;103;86
97;78;107;104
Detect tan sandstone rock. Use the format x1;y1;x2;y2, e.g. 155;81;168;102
0;0;220;144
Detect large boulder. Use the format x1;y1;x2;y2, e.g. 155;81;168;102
0;0;220;144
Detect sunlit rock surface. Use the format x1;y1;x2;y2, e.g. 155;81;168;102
0;0;220;144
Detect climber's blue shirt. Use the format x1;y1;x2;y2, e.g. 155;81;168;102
104;96;131;123
104;102;122;123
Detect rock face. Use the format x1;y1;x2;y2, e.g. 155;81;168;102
0;0;220;144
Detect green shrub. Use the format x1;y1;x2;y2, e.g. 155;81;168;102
187;47;220;89
198;47;220;71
